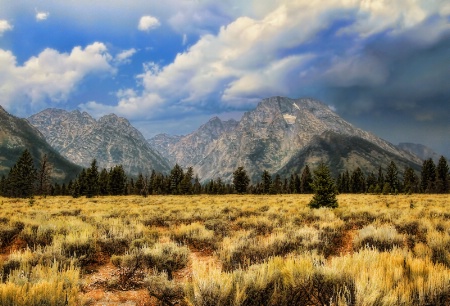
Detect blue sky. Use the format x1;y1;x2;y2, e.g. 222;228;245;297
0;0;449;155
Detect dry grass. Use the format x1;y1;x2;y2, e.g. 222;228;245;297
0;194;449;305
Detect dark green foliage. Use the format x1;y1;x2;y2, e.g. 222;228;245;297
6;149;37;198
270;174;282;194
403;166;419;194
385;161;400;194
435;156;449;193
85;159;99;198
109;165;127;195
99;168;109;195
366;172;377;193
36;154;52;197
169;164;184;195
180;167;193;195
350;167;366;193
261;170;272;194
421;158;436;193
309;163;338;209
300;165;313;193
233;166;250;194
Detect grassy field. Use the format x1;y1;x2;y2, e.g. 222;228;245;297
0;194;449;305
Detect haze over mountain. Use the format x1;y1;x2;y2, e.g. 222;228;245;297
397;143;444;163
150;97;422;182
28;109;171;176
0;106;81;182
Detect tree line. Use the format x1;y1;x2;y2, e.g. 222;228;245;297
0;149;448;198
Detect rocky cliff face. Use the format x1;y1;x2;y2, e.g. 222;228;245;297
148;116;238;168
28;109;171;175
194;97;421;182
0;106;81;182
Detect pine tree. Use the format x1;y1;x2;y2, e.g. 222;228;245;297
7;149;37;198
386;161;400;194
350;167;366;193
109;165;127;196
193;175;202;194
261;170;272;194
300;165;313;193
233;166;250;194
99;168;109;196
376;166;384;193
366;172;377;193
270;174;282;194
403;166;419;194
436;156;449;193
36;154;52;197
309;163;338;209
85;159;99;198
421;158;436;193
169;164;184;195
180;167;194;195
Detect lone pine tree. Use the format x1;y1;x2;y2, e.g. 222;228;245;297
309;162;338;209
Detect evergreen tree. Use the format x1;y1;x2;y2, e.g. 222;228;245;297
288;174;296;194
366;172;377;193
99;168;109;196
436;156;449;193
193;175;202;194
421;158;436;193
233;166;250;194
261;170;272;194
403;166;419;194
85;159;99;198
109;165;127;196
350;167;366;193
180;167;194;195
376;166;384;193
37;154;52;197
72;180;81;198
386;161;400;194
300;165;313;193
309;163;338;209
135;173;145;195
0;175;6;196
169;164;184;195
7;149;37;198
77;169;87;196
270;174;282;194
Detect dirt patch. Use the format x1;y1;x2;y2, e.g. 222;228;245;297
334;228;357;256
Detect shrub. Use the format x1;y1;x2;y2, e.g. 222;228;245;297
353;224;404;251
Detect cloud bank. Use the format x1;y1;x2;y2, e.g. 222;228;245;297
0;42;115;115
138;15;160;32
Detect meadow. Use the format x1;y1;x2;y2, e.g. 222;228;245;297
0;194;449;305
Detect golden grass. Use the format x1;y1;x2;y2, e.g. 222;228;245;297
0;194;449;305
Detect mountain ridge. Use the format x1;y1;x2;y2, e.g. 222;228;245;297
150;96;422;182
28;109;171;176
0;106;81;182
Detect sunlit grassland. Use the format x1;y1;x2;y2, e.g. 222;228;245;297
0;194;449;305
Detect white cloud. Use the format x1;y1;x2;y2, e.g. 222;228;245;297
0;20;13;36
0;42;115;115
182;33;187;45
79;0;449;120
138;15;160;31
35;10;50;21
114;48;137;64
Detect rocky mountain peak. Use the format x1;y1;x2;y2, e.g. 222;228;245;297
28;108;171;175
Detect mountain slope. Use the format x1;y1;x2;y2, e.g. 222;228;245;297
278;131;422;178
148;116;238;167
28;109;171;176
0;106;81;182
397;143;443;162
192;96;421;182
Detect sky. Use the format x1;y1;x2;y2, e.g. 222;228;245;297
0;0;449;155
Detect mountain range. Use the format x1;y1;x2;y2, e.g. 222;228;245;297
28;109;171;176
0;106;81;182
149;97;422;182
0;96;437;184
